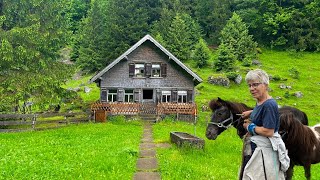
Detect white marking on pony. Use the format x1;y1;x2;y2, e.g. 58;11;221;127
310;124;320;150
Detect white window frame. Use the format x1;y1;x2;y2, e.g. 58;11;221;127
161;90;171;102
177;91;187;103
151;64;161;77
124;90;134;102
135;63;145;77
107;89;117;102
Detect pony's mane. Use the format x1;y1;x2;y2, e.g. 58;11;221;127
280;113;318;154
208;99;252;113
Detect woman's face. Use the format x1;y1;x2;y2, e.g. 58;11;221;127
247;80;268;99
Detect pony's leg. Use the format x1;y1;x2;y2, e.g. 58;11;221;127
303;164;311;180
286;164;294;180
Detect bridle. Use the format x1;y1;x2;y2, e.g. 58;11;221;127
207;110;242;129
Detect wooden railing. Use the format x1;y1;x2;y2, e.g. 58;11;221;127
91;102;140;114
91;102;197;116
157;103;197;115
0;112;91;132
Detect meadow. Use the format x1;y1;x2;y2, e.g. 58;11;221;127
0;119;142;180
1;50;320;179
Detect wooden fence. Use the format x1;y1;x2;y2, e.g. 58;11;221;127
91;102;197;122
0;112;91;133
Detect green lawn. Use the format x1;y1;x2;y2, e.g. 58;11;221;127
153;119;320;180
0;120;142;180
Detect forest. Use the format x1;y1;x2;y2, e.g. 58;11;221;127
0;0;319;113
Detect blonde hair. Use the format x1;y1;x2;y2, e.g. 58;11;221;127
245;69;269;85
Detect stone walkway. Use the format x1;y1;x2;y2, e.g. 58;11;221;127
133;123;161;180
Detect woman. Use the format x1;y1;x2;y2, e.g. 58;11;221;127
240;69;289;180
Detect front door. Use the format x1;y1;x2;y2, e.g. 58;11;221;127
141;89;156;115
142;89;153;102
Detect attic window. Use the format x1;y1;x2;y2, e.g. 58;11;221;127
152;64;161;77
135;63;145;77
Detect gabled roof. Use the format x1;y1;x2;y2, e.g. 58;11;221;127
90;34;203;84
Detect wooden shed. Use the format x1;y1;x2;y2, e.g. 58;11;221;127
90;34;203;122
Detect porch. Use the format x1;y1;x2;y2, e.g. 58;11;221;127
91;102;197;122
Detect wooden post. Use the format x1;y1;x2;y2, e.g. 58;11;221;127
65;115;69;125
32;114;37;129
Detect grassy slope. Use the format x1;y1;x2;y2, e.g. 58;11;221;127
192;50;320;125
153;49;320;179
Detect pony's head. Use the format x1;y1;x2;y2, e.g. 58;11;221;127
206;97;250;140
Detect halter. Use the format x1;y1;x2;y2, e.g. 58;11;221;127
207;111;241;129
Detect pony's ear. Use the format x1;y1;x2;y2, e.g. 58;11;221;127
217;97;225;103
217;97;227;106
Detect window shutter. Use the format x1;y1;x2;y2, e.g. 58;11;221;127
129;63;135;77
161;63;167;77
187;90;193;103
172;90;177;102
145;63;152;77
134;89;140;102
118;89;124;102
101;89;107;102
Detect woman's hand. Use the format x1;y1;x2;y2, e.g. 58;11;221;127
241;110;253;119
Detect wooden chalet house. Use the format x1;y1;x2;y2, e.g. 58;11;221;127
90;34;202;122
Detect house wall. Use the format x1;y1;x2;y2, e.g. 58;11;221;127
99;41;196;102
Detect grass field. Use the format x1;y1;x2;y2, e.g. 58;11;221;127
153;119;320;180
2;50;320;179
0;119;142;180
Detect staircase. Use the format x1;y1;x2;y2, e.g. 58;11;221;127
139;103;157;123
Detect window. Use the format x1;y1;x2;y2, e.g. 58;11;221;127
161;91;171;102
124;90;134;102
152;64;161;77
135;63;145;77
177;91;187;103
107;89;117;102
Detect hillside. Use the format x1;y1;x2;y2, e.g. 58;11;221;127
192;49;320;125
69;49;320;125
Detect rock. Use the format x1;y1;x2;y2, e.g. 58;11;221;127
84;86;91;93
235;75;242;84
294;91;303;98
208;76;230;87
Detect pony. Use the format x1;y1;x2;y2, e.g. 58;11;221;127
280;113;320;180
205;97;309;180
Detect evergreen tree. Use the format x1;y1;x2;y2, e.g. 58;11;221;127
194;0;233;45
76;0;108;72
104;0;161;63
214;43;236;72
193;38;210;68
157;13;202;61
219;12;257;62
0;0;73;112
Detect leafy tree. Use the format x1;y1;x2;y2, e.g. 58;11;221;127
286;2;320;51
193;38;210;68
219;12;257;62
0;0;73;112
